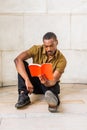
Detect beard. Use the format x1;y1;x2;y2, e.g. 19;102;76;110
46;51;55;56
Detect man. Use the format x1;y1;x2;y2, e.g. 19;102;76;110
14;32;67;112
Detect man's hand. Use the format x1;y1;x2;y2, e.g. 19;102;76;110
39;74;52;87
39;72;59;87
39;74;48;85
25;78;34;94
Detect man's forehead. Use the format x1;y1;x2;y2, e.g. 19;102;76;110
43;38;56;44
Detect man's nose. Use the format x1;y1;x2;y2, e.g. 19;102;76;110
47;47;51;51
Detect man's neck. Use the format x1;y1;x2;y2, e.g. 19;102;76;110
47;55;54;62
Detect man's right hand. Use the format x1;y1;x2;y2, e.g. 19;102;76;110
25;78;34;94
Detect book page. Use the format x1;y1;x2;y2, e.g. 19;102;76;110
41;63;53;80
28;64;41;77
28;63;53;80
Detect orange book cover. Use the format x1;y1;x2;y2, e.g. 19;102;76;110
28;63;53;80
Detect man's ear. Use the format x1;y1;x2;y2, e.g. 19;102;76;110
56;40;58;45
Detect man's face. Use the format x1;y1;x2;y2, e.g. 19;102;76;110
43;38;58;56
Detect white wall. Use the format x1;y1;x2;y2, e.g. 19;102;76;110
0;0;87;86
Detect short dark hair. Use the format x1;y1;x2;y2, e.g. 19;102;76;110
43;32;57;41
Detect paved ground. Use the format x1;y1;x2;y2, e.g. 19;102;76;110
0;83;87;130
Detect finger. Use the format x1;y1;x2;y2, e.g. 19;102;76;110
29;88;33;94
38;76;42;81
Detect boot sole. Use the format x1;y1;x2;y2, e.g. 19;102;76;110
45;90;58;106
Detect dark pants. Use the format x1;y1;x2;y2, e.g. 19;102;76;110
18;61;60;99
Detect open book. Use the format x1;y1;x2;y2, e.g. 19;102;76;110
28;63;53;80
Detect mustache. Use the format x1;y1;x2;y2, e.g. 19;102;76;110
47;51;53;53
